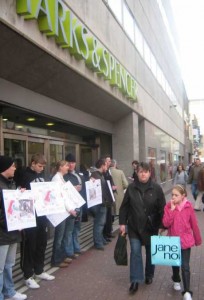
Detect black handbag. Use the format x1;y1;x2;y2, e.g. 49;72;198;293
114;233;128;266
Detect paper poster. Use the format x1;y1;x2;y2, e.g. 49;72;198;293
63;181;86;210
30;181;66;216
47;211;69;227
3;189;36;231
85;179;102;208
107;180;115;202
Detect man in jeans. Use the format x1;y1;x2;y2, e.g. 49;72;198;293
89;158;113;250
188;158;203;202
119;162;165;294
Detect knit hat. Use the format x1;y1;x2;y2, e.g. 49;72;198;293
65;153;76;162
0;156;14;173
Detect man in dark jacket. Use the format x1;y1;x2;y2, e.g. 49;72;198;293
63;153;87;258
119;162;166;294
0;156;27;300
89;158;113;250
19;154;55;290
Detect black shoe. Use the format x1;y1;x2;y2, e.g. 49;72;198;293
129;282;138;294
145;278;153;285
94;246;104;251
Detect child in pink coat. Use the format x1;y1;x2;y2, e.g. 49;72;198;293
163;185;202;300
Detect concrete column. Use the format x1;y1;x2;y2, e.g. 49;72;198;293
112;112;139;176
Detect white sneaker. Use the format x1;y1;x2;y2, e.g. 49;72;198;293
7;292;27;300
183;292;192;300
173;282;181;291
35;272;55;281
25;277;40;289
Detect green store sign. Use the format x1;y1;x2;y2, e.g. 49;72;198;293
16;0;137;101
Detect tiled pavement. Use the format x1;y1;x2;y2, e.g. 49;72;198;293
15;186;204;300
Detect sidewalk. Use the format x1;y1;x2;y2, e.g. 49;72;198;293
19;186;204;300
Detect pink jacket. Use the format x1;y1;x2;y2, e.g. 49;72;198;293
162;199;202;249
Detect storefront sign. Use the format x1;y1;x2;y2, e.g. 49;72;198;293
16;0;137;100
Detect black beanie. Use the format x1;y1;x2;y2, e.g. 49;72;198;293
65;153;76;162
0;156;14;173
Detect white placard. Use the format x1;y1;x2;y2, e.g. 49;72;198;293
3;189;36;231
30;181;66;216
85;179;102;208
47;211;69;227
62;181;86;210
107;180;115;202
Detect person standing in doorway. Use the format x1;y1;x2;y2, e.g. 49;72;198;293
110;159;128;216
63;153;86;258
19;154;55;289
0;156;27;300
119;162;166;295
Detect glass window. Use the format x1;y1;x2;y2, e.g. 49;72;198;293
150;53;157;77
147;147;157;182
108;0;122;23
144;41;151;68
134;23;143;56
123;3;134;42
160;150;166;182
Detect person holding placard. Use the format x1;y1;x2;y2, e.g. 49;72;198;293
0;156;27;300
163;185;202;300
19;154;55;289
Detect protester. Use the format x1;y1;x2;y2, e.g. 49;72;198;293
103;155;117;241
0;156;27;300
89;158;113;250
119;162;166;294
162;185;202;300
63;153;86;258
110;159;128;216
19;154;55;289
51;160;76;268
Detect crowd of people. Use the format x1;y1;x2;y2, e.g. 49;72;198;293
0;155;203;300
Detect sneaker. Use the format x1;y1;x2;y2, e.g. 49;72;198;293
7;292;27;300
64;257;72;263
183;292;192;300
25;277;40;289
173;282;181;291
35;272;55;281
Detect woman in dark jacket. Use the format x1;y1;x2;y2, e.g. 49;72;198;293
0;156;27;300
119;162;166;295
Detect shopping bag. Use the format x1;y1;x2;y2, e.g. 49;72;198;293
114;233;128;266
151;235;181;266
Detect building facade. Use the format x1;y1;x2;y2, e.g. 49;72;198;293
0;0;192;191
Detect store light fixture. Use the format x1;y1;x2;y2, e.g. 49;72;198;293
27;117;36;122
46;122;55;126
3;118;8;121
16;125;24;129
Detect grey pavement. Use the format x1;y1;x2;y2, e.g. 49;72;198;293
17;186;204;300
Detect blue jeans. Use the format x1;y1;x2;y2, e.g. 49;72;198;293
51;220;66;265
191;182;198;200
89;205;107;248
63;215;81;256
172;248;191;293
0;243;17;300
129;238;155;283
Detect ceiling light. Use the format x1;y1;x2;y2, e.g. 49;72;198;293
27;117;36;121
16;125;24;129
46;122;55;126
3;118;8;121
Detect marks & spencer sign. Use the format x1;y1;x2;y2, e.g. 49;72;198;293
16;0;137;101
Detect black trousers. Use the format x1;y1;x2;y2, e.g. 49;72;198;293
103;206;112;237
20;217;48;279
172;248;191;293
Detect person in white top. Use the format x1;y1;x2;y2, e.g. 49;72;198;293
51;160;77;267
